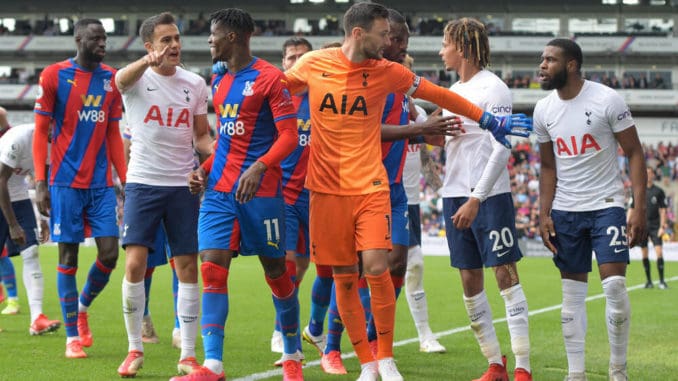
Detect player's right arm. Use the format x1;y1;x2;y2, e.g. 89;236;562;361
116;46;169;93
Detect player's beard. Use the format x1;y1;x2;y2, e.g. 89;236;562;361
541;66;567;90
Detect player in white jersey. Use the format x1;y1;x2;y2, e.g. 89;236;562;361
439;18;532;381
115;12;212;378
0;123;62;335
402;101;447;354
535;38;646;381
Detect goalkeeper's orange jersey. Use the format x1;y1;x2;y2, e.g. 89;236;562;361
284;47;483;196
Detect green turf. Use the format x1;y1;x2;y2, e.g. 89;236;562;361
0;246;675;380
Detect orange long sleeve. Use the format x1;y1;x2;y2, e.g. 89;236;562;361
413;78;484;122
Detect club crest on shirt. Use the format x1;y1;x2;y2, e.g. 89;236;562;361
103;79;113;92
242;81;254;96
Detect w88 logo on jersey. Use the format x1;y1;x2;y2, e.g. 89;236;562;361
219;120;245;136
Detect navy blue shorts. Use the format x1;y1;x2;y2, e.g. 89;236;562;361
147;225;170;268
284;199;309;256
443;193;522;269
122;183;199;257
50;186;118;243
551;207;629;273
390;183;409;246
407;204;421;247
199;189;286;258
1;199;39;255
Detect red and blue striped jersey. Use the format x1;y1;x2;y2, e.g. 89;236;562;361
281;93;311;205
381;93;410;185
209;58;296;196
34;58;122;188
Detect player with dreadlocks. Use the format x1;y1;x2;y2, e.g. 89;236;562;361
438;17;533;381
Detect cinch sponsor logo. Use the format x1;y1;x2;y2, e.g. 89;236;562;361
319;93;367;116
555;134;601;156
491;105;512;114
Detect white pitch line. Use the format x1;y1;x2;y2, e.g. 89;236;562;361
232;276;677;381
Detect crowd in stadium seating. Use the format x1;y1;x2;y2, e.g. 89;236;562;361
503;72;672;89
419;141;678;242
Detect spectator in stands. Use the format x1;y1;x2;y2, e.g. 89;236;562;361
652;73;667;89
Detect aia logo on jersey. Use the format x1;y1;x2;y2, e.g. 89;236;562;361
319;93;367;116
555;133;601;156
144;106;191;128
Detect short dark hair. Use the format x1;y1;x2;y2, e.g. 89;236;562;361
139;12;176;43
282;37;312;57
343;2;389;35
547;38;583;72
210;8;254;37
73;18;102;37
387;8;407;26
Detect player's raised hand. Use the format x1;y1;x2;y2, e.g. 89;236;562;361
188;168;207;195
35;180;50;217
144;45;170;67
478;112;533;149
235;161;267;203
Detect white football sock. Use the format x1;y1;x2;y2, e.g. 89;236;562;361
501;283;530;372
602;275;630;367
464;290;502;365
21;245;43;322
561;278;588;374
122;278;145;352
405;245;434;341
178;282;200;360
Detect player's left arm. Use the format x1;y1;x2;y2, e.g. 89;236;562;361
411;77;531;148
616;126;647;247
193;83;214;160
0;162;26;245
454;91;514;229
193;114;214;160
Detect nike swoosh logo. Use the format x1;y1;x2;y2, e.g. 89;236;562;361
546;121;555;127
614;248;626;253
147;87;158;91
497;250;510;258
321;72;331;77
378;330;391;335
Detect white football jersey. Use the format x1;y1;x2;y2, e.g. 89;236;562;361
440;70;512;199
403;142;421;205
534;80;634;211
0;124;36;201
121;66;209;186
402;104;425;205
